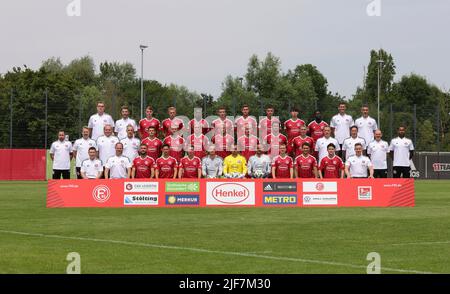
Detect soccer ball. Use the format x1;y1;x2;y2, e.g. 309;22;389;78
225;172;244;179
253;170;264;178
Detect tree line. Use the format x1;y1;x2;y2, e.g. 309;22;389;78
0;49;449;151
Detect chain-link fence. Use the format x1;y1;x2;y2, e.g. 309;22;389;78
0;88;448;149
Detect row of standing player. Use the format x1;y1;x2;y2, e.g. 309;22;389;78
50;101;414;179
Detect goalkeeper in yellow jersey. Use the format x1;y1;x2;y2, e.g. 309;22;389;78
223;144;247;178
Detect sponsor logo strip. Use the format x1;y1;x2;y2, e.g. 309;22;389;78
303;194;338;205
165;182;200;193
166;195;200;205
303;181;337;193
124;195;158;206
263;195;297;205
206;182;255;205
358;186;373;200
124;182;159;193
263;182;297;192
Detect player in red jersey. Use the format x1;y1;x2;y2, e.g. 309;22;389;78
211;126;234;159
235;104;258;138
139;105;160;139
291;125;315;158
294;142;318;178
178;146;202;178
237;126;259;161
211;106;234;136
186;124;209;159
264;122;287;158
189;107;209;135
161;106;184;137
155;144;178;179
141;126;163;161
271;144;293;179
163;126;185;162
258;105;281;139
284;107;306;142
318;143;344;179
132;144;155;178
308;110;329;142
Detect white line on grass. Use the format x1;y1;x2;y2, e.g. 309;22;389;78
0;229;434;274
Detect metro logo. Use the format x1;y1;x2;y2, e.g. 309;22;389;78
263;195;297;205
207;182;255;205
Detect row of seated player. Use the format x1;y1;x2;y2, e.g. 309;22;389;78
58;141;393;180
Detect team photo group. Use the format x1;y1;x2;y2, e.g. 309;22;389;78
50;101;414;180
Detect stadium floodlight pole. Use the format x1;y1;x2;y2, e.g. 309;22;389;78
377;54;384;130
140;44;148;119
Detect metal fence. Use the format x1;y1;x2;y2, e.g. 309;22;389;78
0;89;448;154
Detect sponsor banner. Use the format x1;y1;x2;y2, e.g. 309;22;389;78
206;182;255;205
263;182;297;192
92;185;111;203
124;195;158;206
358;186;372;200
47;179;414;208
124;182;158;193
433;163;450;172
166;195;200;205
165;182;200;193
303;194;338;206
303;181;337;193
263;195;297;205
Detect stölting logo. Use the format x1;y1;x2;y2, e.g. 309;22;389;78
92;185;111;203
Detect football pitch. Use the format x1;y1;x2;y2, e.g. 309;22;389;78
0;180;449;274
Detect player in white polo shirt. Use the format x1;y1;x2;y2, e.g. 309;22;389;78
114;105;138;140
73;126;97;179
330;102;354;149
88;101;115;140
50;130;73;179
342;126;367;160
120;125;140;162
80;147;103;179
104;142;132;179
345;143;374;178
315;126;340;164
367;129;389;178
96;125;119;177
355;105;377;145
389;126;414;178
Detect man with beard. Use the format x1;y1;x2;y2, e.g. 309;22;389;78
132;144;155;178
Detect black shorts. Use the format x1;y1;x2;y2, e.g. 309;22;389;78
75;167;82;179
373;169;388;178
52;169;70;179
393;166;411;178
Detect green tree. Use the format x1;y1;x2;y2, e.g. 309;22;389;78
364;49;396;105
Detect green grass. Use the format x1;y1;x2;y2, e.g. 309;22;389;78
0;180;449;273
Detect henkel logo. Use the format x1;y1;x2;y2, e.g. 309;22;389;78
206;182;255;205
212;183;249;204
92;185;110;203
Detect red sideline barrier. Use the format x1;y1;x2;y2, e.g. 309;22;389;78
47;179;414;208
0;149;46;180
